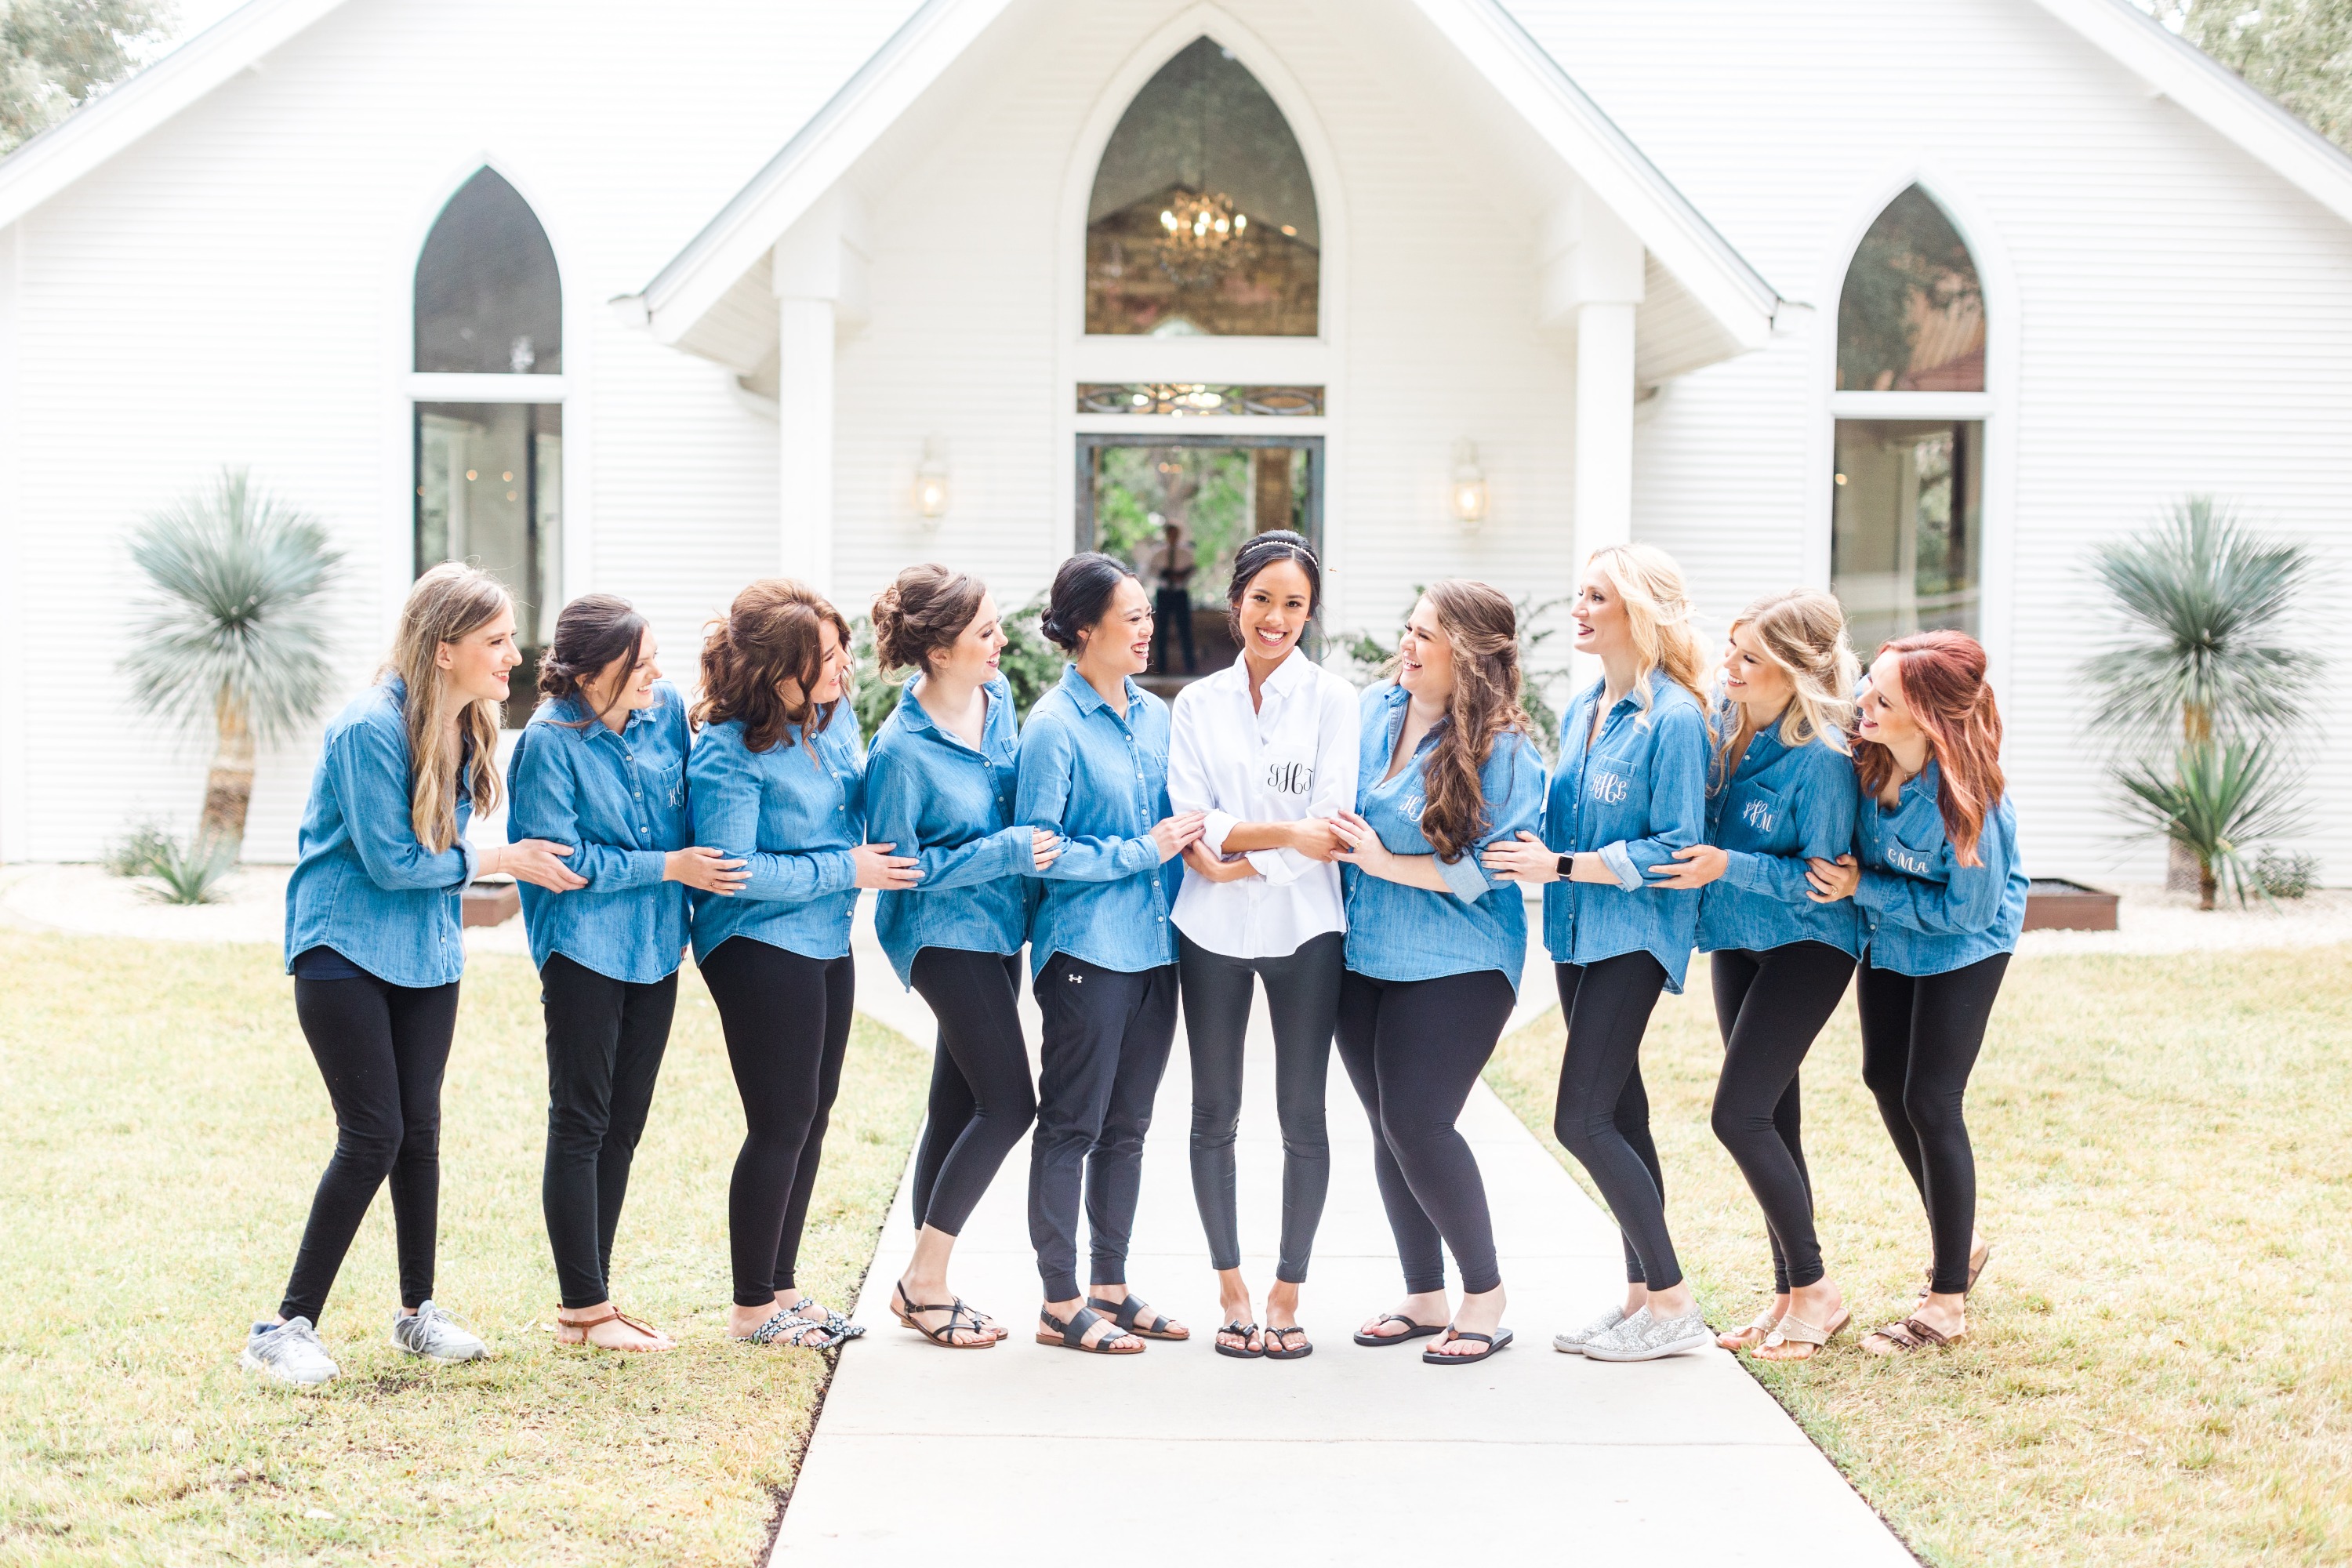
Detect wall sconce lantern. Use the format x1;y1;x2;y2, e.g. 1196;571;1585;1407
915;436;950;524
1450;439;1489;528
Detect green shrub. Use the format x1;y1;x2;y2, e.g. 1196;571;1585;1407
139;833;235;906
103;822;175;879
2255;847;2318;900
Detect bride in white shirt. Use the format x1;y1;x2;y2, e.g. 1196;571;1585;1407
1167;531;1360;1360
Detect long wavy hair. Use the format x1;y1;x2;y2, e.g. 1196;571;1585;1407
1856;630;2005;866
691;579;851;753
1586;543;1711;720
1394;579;1534;862
383;564;510;853
1715;589;1860;785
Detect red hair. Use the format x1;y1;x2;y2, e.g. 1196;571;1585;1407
1856;630;2005;866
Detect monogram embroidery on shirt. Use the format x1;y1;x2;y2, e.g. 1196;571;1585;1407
1264;759;1312;796
1588;770;1630;806
1403;790;1427;823
1887;846;1933;876
1740;798;1774;833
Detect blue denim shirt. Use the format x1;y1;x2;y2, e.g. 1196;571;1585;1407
686;706;866;964
1541;673;1709;993
1696;705;1864;958
1341;682;1546;989
1017;663;1181;976
1852;760;2029;975
505;681;693;984
283;677;477;988
866;673;1037;987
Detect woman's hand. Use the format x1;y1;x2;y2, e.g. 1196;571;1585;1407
1030;829;1064;873
664;846;750;895
1647;844;1728;891
495;838;588;893
1479;830;1559;885
1284;817;1349;862
1151;811;1207;864
1806;854;1860;903
852;842;922;890
1326;810;1397;876
1183;842;1260;884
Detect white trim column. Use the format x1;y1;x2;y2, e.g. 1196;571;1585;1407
773;290;836;590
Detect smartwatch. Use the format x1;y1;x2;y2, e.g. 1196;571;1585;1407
1555;853;1576;881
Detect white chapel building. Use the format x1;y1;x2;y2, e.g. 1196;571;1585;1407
0;0;2347;883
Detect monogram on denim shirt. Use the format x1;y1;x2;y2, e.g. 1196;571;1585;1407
686;707;867;964
1018;663;1180;977
1695;702;1863;959
1852;758;2029;976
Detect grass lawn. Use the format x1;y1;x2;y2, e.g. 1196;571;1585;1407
1488;944;2352;1568
0;930;926;1567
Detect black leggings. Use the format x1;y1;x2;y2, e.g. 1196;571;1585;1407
1179;931;1341;1284
540;955;678;1310
1027;953;1178;1303
1857;952;2009;1296
699;938;854;1308
279;972;462;1323
1552;952;1680;1290
1708;943;1857;1294
1334;967;1515;1297
908;948;1037;1238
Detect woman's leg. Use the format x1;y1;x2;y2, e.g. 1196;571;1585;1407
541;954;626;1311
1259;931;1341;1287
1086;963;1179;1298
909;1025;978;1236
597;973;677;1287
1333;970;1445;1295
1028;953;1145;1307
1905;954;2009;1296
1370;971;1515;1298
1178;934;1255;1276
771;955;856;1301
279;974;414;1324
907;949;1037;1235
1552;952;1680;1290
1856;961;1926;1192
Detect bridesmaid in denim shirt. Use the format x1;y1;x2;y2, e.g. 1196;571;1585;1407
506;596;749;1353
1486;544;1712;1363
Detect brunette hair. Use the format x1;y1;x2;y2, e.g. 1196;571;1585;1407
1716;590;1859;782
383;564;510;852
1395;580;1535;862
1225;529;1322;642
691;578;852;753
1856;630;2005;866
1039;552;1137;653
871;564;988;674
538;593;650;729
1585;543;1711;719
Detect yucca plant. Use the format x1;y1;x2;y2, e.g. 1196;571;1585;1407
2117;740;2304;910
120;470;342;862
141;832;238;906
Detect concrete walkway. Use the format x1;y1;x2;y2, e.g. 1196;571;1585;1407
777;909;1913;1566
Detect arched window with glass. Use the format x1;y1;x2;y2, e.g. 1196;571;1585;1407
412;167;563;723
1830;185;1987;654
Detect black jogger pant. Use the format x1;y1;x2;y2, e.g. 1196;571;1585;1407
1179;930;1341;1284
1708;942;1857;1294
908;948;1037;1238
1857;952;2009;1296
1027;952;1178;1303
539;954;679;1310
279;972;463;1324
1334;967;1516;1297
699;938;854;1308
1552;952;1682;1291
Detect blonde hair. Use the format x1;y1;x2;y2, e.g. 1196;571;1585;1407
384;563;510;853
1719;590;1860;781
1585;543;1711;719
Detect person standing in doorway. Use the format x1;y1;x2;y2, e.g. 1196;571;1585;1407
507;595;749;1353
1167;532;1359;1360
1483;543;1711;1363
1018;553;1203;1355
1645;590;1864;1362
1806;630;2026;1355
1145;517;1198;675
866;565;1061;1349
245;564;587;1387
1334;580;1545;1367
689;579;917;1351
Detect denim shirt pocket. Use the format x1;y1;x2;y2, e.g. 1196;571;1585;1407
1585;760;1636;811
1731;782;1783;843
652;761;687;814
1885;817;1944;877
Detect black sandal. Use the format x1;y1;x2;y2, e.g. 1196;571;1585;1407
1214;1320;1263;1359
1261;1325;1312;1361
1352;1314;1444;1348
1423;1328;1512;1365
1086;1294;1187;1341
893;1281;996;1348
1036;1305;1142;1355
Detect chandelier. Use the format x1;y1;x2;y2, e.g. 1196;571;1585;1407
1156;189;1249;285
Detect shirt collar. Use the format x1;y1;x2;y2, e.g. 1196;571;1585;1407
1058;662;1139;720
893;673;1000;748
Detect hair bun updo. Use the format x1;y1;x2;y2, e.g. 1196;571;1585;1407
870;564;986;675
1040;552;1138;654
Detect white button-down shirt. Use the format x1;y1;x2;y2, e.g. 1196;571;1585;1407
1167;648;1361;959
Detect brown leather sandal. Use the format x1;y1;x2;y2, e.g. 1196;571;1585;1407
554;1308;674;1352
1861;1316;1961;1355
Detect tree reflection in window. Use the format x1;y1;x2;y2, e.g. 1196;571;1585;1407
1086;38;1319;336
1837;186;1982;392
416;168;561;375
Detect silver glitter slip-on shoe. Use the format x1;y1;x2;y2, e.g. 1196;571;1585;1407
241;1317;339;1387
1552;1305;1628;1355
389;1300;488;1363
1581;1305;1715;1363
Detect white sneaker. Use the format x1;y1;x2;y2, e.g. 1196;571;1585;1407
389;1301;488;1363
1552;1305;1628;1355
241;1317;339;1386
1582;1305;1715;1363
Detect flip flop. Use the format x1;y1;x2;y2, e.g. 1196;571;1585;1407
1423;1328;1513;1366
1862;1316;1961;1355
1352;1314;1444;1348
1261;1325;1312;1361
1214;1320;1264;1359
1751;1308;1851;1363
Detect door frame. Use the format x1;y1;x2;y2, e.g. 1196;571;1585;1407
1072;431;1324;561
